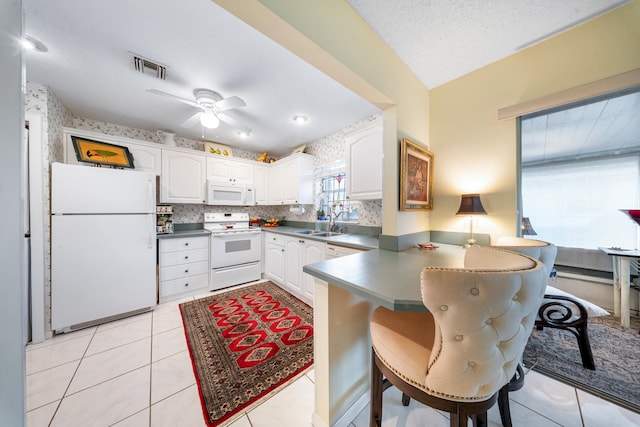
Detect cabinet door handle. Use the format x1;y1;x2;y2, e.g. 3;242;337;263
184;283;189;287
184;255;189;260
184;242;189;246
184;269;189;273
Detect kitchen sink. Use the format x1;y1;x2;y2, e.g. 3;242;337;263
294;230;343;237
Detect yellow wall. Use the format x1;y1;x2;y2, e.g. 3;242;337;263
215;0;431;237
429;0;640;242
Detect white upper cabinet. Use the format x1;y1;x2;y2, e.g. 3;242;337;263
269;153;314;205
63;127;162;175
254;164;268;205
206;156;255;185
346;121;383;200
268;162;286;204
160;149;206;204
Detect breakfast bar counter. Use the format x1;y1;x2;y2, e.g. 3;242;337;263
303;244;466;427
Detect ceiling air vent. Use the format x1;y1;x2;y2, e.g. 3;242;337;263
129;52;166;80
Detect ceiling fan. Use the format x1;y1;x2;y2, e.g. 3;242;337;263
147;88;250;134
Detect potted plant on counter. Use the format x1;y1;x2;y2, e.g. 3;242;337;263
316;209;326;220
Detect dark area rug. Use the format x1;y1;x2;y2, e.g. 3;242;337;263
180;282;314;426
523;314;640;413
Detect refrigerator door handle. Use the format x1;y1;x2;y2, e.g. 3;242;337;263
148;214;154;249
146;178;154;212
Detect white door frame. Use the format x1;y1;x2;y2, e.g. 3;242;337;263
25;113;46;343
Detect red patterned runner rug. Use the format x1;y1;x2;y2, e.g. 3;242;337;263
179;281;314;426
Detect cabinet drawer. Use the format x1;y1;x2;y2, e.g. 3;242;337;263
264;232;285;246
160;273;209;300
160;248;208;267
160;236;209;253
160;261;209;281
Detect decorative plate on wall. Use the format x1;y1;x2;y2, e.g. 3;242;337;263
204;142;233;157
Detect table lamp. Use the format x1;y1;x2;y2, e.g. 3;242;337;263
521;217;537;236
456;194;487;248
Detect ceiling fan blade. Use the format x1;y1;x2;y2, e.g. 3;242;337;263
218;112;251;134
147;88;200;108
179;112;202;128
214;96;246;111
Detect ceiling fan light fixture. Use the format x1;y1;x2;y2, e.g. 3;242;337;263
293;115;308;125
200;111;219;129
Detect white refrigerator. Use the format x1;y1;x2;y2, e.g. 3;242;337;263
51;162;157;332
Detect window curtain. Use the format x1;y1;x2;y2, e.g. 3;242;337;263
522;155;640;249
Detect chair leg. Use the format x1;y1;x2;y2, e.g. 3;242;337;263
577;324;595;370
498;383;512;427
370;349;383;427
472;412;488;427
498;364;525;427
401;392;410;406
451;406;472;427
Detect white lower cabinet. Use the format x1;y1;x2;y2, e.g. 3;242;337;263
301;240;326;302
263;232;326;304
285;236;326;304
158;235;209;303
284;238;304;295
264;232;285;285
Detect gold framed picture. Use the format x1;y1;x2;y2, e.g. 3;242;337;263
400;138;434;211
71;136;135;169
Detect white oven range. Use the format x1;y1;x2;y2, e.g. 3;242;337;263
203;212;262;291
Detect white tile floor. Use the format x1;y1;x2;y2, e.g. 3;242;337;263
26;282;640;427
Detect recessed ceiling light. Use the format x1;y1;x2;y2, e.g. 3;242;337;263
22;35;47;53
292;115;308;125
236;130;250;138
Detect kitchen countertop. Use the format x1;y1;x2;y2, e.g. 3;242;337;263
302;243;466;311
156;225;379;251
260;225;379;250
156;229;211;239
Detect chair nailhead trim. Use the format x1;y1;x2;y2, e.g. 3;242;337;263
455;335;463;341
470;288;479;295
440;305;448;311
373;346;492;402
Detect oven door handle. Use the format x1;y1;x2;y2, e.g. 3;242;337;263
211;230;262;238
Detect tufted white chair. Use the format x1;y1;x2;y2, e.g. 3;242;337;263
369;246;546;427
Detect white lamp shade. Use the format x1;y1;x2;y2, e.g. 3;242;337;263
200;111;220;129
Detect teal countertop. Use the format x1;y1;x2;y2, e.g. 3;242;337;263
303;243;466;311
261;226;379;250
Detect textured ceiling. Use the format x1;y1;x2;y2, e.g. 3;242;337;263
346;0;630;89
23;0;380;155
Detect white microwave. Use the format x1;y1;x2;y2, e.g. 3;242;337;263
206;179;255;206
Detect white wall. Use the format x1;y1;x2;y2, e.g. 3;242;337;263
0;0;26;424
